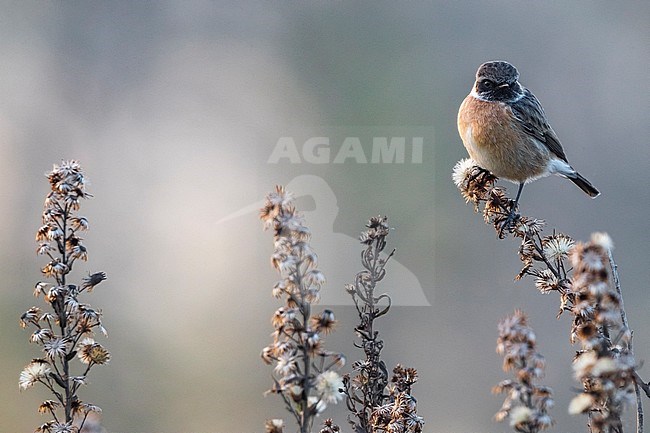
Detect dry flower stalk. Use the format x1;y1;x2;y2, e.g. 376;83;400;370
342;216;424;433
494;310;554;432
454;159;648;433
260;186;345;433
568;234;636;433
20;161;108;433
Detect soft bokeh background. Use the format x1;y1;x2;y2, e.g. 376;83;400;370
1;2;649;432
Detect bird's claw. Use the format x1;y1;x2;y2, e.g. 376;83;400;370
497;210;521;238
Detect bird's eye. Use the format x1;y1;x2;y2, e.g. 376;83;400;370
482;79;494;88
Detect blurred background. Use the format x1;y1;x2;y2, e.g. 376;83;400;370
1;1;649;432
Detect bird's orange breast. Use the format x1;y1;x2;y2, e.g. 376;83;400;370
457;95;549;182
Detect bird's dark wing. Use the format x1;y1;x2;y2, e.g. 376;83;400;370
510;89;568;162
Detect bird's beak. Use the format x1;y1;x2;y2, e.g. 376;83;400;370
497;83;509;89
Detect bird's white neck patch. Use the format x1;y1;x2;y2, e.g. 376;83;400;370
469;85;525;103
469;88;487;101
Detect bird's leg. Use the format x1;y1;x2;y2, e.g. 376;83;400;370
499;182;524;236
513;182;524;208
505;182;524;224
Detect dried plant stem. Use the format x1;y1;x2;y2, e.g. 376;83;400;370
301;299;312;433
635;372;650;398
636;384;644;433
608;249;644;433
58;213;73;423
607;251;628;336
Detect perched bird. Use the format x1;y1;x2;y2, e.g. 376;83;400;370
457;61;599;211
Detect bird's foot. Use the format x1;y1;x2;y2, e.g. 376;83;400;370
497;209;521;238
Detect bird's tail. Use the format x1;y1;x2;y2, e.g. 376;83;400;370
567;172;600;198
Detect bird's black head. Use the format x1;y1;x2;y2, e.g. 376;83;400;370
473;60;523;102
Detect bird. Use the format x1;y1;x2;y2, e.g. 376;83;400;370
457;61;599;215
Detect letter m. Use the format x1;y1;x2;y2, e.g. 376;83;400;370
371;137;405;163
